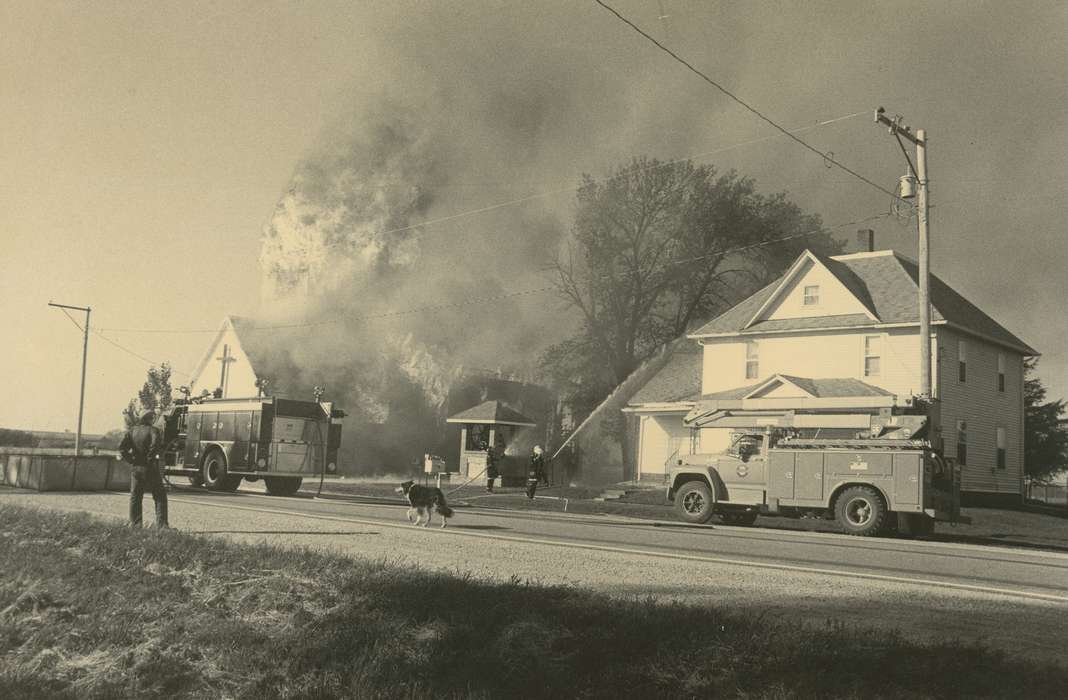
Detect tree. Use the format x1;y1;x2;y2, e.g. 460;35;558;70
122;363;174;428
543;156;839;473
548;157;838;388
1024;358;1068;481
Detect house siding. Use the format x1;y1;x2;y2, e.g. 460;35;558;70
762;258;872;321
935;328;1024;495
701;328;929;399
637;414;690;479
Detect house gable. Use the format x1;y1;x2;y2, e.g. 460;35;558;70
747;252;878;326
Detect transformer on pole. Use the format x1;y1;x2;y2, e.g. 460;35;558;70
874;107;931;399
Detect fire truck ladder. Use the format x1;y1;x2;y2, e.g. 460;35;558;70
779;438;931;451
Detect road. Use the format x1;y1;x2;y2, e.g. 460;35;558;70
4;485;1068;662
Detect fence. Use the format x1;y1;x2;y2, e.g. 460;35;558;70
1025;476;1068;507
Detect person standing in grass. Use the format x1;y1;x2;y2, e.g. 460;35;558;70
120;411;170;529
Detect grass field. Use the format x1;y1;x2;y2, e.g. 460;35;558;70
2;502;1067;699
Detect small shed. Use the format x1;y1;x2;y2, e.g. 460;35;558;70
446;400;537;485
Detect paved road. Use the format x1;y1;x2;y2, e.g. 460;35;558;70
4;485;1068;662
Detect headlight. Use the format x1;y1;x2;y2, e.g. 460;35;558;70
326;462;337;473
257;458;267;468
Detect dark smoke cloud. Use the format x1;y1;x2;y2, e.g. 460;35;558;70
253;2;748;471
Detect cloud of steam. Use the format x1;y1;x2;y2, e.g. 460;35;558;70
252;2;745;472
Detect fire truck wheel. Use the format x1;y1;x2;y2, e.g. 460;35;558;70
201;449;238;492
264;477;303;497
835;485;889;536
675;480;715;524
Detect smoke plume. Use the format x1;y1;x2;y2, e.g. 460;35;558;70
252;2;741;473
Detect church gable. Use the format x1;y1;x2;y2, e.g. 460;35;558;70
188;318;262;399
752;255;876;324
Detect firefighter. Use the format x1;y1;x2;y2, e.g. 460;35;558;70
120;411;170;529
526;445;548;499
483;440;499;493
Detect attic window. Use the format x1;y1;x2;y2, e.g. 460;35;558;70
803;285;820;306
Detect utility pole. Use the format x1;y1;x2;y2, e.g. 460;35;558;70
48;302;91;455
874;107;931;398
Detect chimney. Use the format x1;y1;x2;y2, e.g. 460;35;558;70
856;229;875;253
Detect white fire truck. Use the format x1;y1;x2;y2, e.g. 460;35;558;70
158;396;344;496
666;404;968;537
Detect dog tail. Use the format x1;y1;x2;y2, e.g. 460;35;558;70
436;494;454;519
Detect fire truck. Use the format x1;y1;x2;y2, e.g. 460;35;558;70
158;396;345;496
666;403;968;537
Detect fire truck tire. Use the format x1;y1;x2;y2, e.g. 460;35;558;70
675;480;715;524
264;477;303;497
201;449;240;492
834;485;889;536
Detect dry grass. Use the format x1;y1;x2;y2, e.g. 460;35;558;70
2;502;1066;699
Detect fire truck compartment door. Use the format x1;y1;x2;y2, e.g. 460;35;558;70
891;453;922;507
767;451;795;500
793;451;825;502
271;442;323;474
273;417;308;442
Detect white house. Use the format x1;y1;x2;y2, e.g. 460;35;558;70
626;249;1038;500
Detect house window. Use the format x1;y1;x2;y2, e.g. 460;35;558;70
958;340;967;382
997;353;1005;392
956;420;967;466
745;341;759;380
996;426;1006;469
863;335;882;378
803;285;820;306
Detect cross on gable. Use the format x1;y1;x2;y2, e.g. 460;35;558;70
216;343;237;396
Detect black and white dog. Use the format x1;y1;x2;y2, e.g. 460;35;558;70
395;480;454;529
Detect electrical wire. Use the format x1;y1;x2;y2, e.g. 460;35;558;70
591;0;905;204
91;329;192;377
58;307;85;332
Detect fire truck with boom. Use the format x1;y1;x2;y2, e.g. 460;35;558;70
158;391;345;497
666;401;968;537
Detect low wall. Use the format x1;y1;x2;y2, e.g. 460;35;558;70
0;448;131;492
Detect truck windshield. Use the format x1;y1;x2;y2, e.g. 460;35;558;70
728;433;763;461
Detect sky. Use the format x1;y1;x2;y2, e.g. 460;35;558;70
2;0;1066;434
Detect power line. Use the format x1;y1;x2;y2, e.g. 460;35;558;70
92;329;191;377
591;0;904;204
97;211;889;336
58;307;84;332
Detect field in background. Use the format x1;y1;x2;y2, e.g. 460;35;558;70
2;502;1066;699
